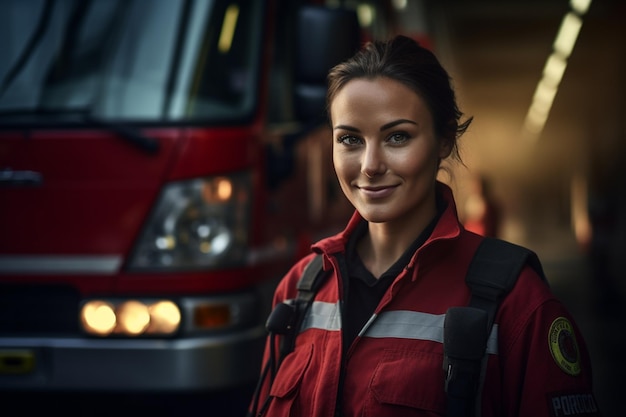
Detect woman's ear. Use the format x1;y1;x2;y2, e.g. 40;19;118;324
438;119;457;160
438;137;453;159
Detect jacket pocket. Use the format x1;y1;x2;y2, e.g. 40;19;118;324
369;348;446;415
268;343;314;413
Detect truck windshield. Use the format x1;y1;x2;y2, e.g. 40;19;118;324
0;0;264;124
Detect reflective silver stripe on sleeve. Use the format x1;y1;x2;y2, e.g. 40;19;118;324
299;301;342;332
364;310;499;355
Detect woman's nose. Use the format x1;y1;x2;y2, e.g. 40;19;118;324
361;144;386;178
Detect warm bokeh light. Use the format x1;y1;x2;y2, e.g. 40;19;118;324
81;301;116;336
148;301;182;334
216;177;233;200
571;175;591;250
202;177;233;203
116;300;151;335
80;299;181;336
218;5;239;53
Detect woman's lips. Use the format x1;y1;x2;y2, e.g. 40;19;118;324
357;185;397;199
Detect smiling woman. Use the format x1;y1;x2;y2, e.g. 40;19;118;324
249;35;601;417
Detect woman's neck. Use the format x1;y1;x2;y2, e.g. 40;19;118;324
357;203;437;278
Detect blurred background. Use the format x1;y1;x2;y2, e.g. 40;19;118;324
1;0;624;415
418;0;626;414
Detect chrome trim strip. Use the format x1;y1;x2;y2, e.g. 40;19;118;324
0;255;122;275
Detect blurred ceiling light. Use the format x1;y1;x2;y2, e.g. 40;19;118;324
524;81;558;137
543;53;567;87
533;80;558;112
570;0;592;15
553;12;583;58
525;104;550;135
392;0;408;10
523;1;592;140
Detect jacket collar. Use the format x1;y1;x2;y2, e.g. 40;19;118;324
312;181;463;271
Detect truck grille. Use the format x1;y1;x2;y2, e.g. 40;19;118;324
0;284;80;335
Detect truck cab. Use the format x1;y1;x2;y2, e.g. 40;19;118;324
0;0;361;410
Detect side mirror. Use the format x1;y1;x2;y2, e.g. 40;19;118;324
294;6;360;124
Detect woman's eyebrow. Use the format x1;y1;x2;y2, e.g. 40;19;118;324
333;124;360;132
380;119;417;131
333;119;417;133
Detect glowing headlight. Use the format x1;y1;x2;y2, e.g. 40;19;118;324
148;301;182;334
80;301;116;336
116;301;151;335
80;299;181;337
128;173;251;271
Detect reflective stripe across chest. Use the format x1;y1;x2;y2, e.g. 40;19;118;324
297;300;499;355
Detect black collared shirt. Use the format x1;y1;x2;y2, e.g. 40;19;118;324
342;212;441;355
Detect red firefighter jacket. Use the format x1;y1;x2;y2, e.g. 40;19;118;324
253;182;599;417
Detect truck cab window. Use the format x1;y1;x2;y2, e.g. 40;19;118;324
0;0;264;124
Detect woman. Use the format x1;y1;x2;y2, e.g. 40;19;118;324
249;35;599;417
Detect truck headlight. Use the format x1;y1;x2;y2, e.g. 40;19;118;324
128;173;251;271
80;299;182;336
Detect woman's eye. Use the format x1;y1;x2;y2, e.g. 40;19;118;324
338;135;361;145
388;132;409;144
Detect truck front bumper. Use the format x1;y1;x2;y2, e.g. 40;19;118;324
0;325;266;391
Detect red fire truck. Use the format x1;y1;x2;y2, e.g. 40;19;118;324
0;0;364;412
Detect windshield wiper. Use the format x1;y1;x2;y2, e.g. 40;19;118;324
0;107;160;155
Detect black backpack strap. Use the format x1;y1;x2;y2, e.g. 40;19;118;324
466;237;544;328
295;253;325;304
278;254;326;361
445;237;546;417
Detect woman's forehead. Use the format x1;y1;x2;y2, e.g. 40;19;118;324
330;77;432;126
